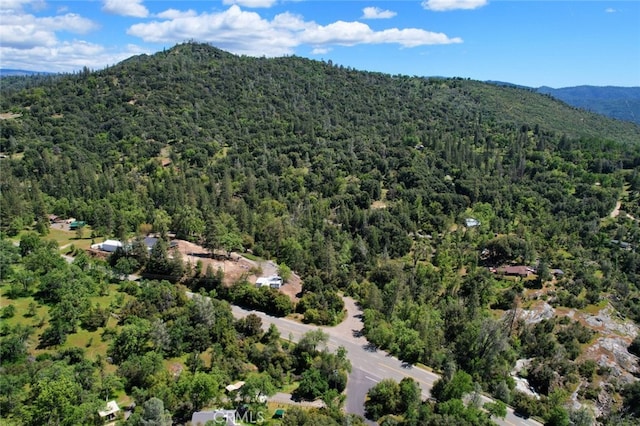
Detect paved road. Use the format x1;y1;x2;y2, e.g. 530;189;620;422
230;300;542;426
60;245;539;426
346;367;378;425
55;245;539;426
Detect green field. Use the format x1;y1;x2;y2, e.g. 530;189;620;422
1;282;128;364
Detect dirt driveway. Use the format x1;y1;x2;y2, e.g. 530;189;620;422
174;240;302;302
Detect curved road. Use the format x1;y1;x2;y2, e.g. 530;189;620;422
230;297;542;426
62;246;538;426
75;247;538;426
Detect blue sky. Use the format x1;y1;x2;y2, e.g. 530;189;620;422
1;0;639;88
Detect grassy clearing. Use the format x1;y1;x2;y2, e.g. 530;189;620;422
113;391;133;409
279;382;298;394
0;281;129;364
200;350;212;368
0;293;48;328
66;327;110;360
46;227;95;250
580;299;608;315
242;252;262;262
92;283;128;308
12;227;95;251
496;277;518;289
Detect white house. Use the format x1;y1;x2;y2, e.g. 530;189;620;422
91;239;123;253
255;275;284;289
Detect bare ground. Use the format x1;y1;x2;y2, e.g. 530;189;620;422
174;239;303;302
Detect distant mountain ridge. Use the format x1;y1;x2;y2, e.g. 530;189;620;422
0;69;54;77
536;85;640;125
487;81;640;125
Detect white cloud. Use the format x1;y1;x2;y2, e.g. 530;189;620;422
0;23;56;49
222;0;278;8
128;5;299;56
0;41;147;73
40;13;98;33
0;0;43;12
374;28;462;47
300;21;376;46
605;8;616;13
362;6;397;19
0;11;98;50
300;20;461;47
272;11;307;30
422;0;487;12
311;47;331;55
0;3;130;73
156;9;198;20
102;0;149;18
128;5;461;56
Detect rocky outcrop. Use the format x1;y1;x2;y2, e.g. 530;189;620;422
518;301;555;324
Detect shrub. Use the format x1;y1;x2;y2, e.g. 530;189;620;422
1;305;16;319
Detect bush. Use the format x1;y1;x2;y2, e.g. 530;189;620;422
578;360;597;379
227;283;293;317
1;304;16;319
579;383;600;400
120;281;140;296
7;218;24;237
293;368;328;401
365;379;400;420
493;380;512;404
512;391;544;418
81;305;109;331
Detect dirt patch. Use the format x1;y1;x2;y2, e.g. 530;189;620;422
174;239;302;302
610;200;622;218
0;112;21;120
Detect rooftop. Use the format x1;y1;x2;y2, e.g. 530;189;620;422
98;400;120;418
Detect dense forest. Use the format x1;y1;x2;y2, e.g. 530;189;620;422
2;42;640;425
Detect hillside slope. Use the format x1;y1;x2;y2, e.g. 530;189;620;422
1;42;640;424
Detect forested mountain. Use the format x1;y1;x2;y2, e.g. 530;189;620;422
2;42;640;425
537;85;640;125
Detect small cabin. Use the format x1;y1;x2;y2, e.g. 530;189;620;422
98;400;120;423
255;275;284;289
69;220;86;230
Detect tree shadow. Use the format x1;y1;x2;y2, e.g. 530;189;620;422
363;342;377;352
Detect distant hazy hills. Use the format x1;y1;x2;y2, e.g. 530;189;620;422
488;81;640;125
0;69;53;76
536;86;640;125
